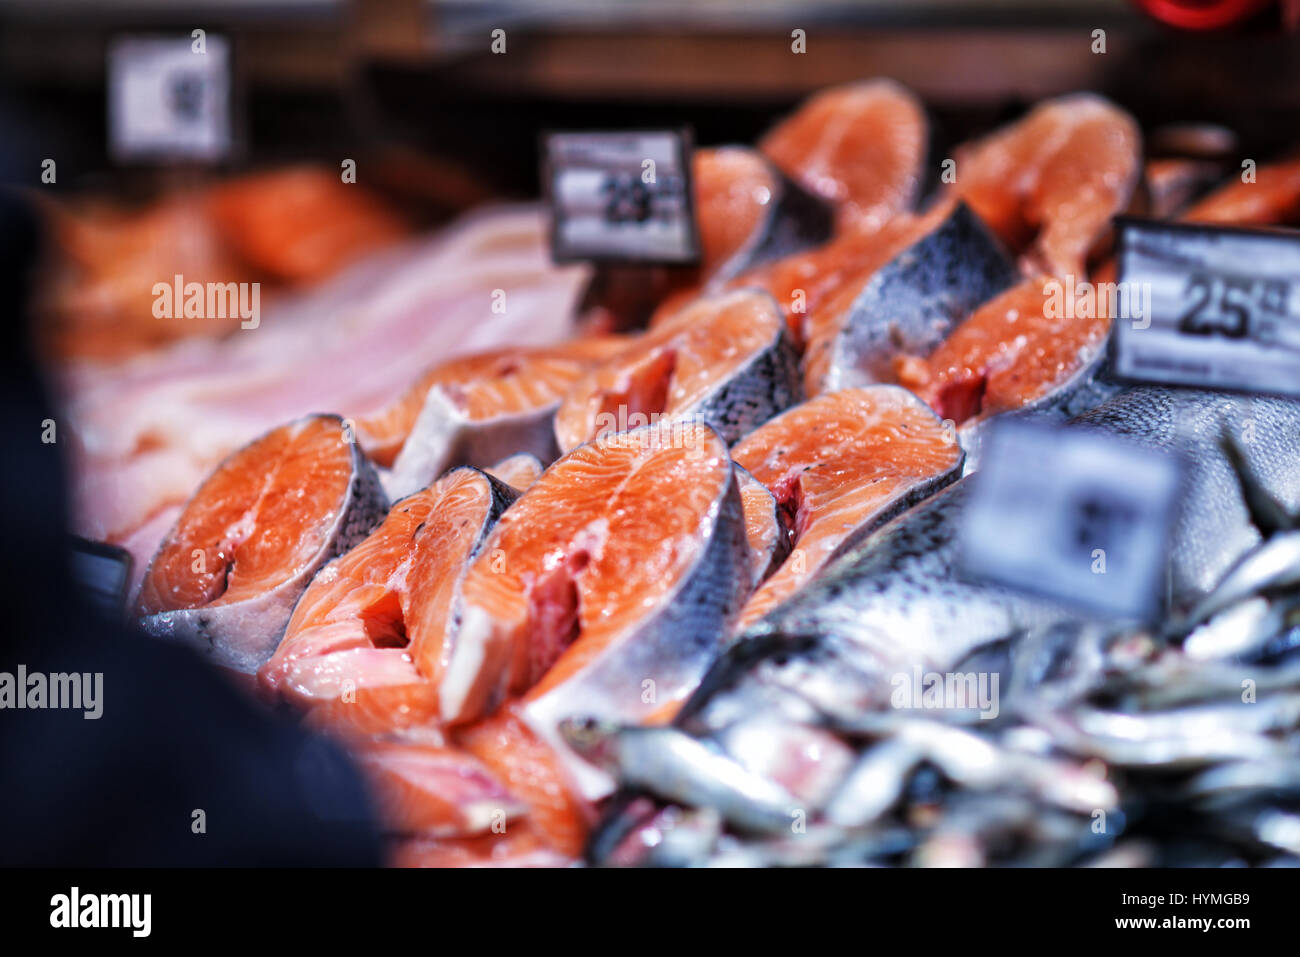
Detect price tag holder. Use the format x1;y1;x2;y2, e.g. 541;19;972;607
1112;217;1300;397
108;34;233;163
959;419;1183;621
70;537;133;617
543;130;700;265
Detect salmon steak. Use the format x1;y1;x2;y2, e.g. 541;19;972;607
355;337;627;500
731;387;964;629
355;740;530;839
949;93;1141;277
799;201;1018;397
451;421;752;797
554;289;799;453
692;147;834;285
1182;156;1300;227
760;79;928;232
259;466;515;735
895;276;1112;429
699;209;937;344
135;414;388;673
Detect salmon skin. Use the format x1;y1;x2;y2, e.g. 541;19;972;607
948;93;1141;278
731;387;966;630
357;338;627;500
259;466;516;734
577;147;832;332
803;202;1018;396
135;414;388;673
555;289;800;453
1070;387;1300;613
760;79;927;232
452;420;752;798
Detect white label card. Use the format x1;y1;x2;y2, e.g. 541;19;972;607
544;130;699;264
1113;218;1300;396
108;34;232;162
960;419;1182;621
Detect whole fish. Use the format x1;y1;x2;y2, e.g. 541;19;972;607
1070;386;1300;612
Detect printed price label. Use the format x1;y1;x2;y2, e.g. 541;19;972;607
70;537;132;615
960;419;1182;621
108;34;232;162
544;130;699;265
1113;218;1300;396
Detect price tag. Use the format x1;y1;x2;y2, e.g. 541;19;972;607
1112;218;1300;396
544;130;699;265
70;537;133;616
959;419;1182;621
108;34;232;162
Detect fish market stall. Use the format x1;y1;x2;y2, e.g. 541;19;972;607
2;0;1300;890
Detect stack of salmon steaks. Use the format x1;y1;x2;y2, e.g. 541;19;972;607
125;80;1300;866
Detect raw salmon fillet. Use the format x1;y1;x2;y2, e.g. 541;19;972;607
135;414;387;672
259;466;514;735
895;277;1111;426
554;289;799;453
357;337;628;497
205;166;407;283
453;421;752;797
949;93;1141;277
1183;157;1300;227
356;740;529;838
798;201;1016;397
761;79;927;232
485;453;545;492
731;387;964;628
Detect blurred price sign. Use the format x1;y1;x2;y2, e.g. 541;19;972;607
70;537;132;617
544;130;699;265
960;419;1182;621
1113;218;1300;396
108;34;232;163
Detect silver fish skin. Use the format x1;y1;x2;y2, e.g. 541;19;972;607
517;425;753;801
723;481;1080;716
670;294;803;447
820;202;1018;392
559;718;801;834
137;414;390;674
1069;386;1300;613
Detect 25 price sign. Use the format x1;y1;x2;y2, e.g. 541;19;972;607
1114;218;1300;397
1177;273;1289;343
